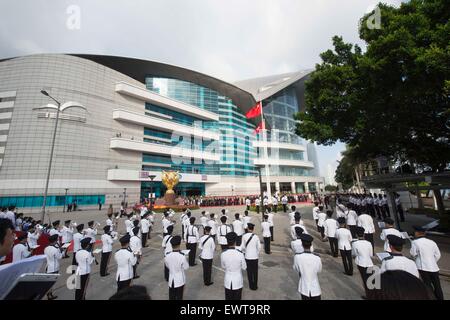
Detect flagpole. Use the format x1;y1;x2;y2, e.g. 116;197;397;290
260;100;271;204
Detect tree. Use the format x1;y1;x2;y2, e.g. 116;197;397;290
296;0;450;172
324;185;338;192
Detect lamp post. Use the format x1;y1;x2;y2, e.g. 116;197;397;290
149;175;156;210
39;90;61;222
63;188;69;213
123;188;127;208
256;164;265;217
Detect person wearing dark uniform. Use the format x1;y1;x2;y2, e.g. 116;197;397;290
199;226;215;285
44;234;63;300
162;225;174;281
72;224;84;273
100;225;115;277
261;215;271;254
184;217;199;266
335;217;353;275
240;223;261;290
380;235;419;278
351;226;373;299
114;234;137;292
221;232;247;300
75;237;94;300
164;235;189;300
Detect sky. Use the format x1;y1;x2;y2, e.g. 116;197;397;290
0;0;403;181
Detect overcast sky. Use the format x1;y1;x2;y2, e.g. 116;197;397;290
0;0;403;181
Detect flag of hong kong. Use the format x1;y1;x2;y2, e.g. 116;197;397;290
245;101;262;119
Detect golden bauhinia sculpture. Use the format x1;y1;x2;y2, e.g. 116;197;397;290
161;170;180;194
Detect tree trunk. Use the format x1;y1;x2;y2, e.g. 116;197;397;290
432;187;445;215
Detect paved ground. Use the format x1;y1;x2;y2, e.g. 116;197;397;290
34;204;450;300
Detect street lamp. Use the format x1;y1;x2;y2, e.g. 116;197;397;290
149;175;156;210
255;164;265;217
63;188;69;213
40;90;61;222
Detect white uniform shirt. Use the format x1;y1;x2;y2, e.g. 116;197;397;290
125;219;133;235
207;219;217;236
324;218;339;238
291;239;314;254
335;227;353;250
240;233;261;260
164;251;189;288
380;228;403;252
73;232;84;252
101;233;114;253
255;198;261;206
182;217;191;233
12;243;31;262
75;249;95;275
130;235;142;255
317;212;327;227
185;225;199;243
312;207;319;221
61;226;73;244
293;252;322;297
410;237;441;272
242;216;251;229
5;211;16;228
141;219;150;234
221;248;247;289
357;214;375;234
162;217;173;234
199;235;215;260
115;248;137;281
245;199;251;206
218;224;232;245
281;196;288;204
351;239;374;267
200;216;208;228
261;221;271;238
290;224;307;240
106;218;113;230
85;227;97;243
346;210;358;226
49;228;61;237
289;211;296;225
267;213;274;227
232;220;244;236
27;231;39;248
380;254;420;278
45;245;63;273
162;235;173;256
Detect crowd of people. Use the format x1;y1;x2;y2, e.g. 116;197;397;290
0;195;444;300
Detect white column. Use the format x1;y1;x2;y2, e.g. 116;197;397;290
275;182;280;192
304;182;309;193
291;182;296;193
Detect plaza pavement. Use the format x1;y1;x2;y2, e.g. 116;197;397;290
31;204;450;300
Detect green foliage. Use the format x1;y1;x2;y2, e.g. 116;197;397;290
324;185;338;192
296;0;450;171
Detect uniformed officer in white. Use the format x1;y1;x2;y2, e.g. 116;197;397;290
357;211;375;250
352;226;374;298
291;226;315;254
289;205;297;225
27;227;40;251
346;206;358;238
221;232;247;300
162;225;174;281
140;212;151;247
410;225;443;300
312;202;320;229
207;213;217;240
181;210;191;240
335;217;353;275
324;210;339;257
100;225;115;277
267;207;274;241
200;211;209;231
380;235;419;278
12;233;32;262
218;216;232;251
242;211;251;233
162;211;174;237
199;226;215;285
240;223;261;290
255;197;261;214
245;197;251;211
317;206;327;239
61;220;73;258
115;234;137;292
232;213;244;246
84;221;98;248
44;234;63;300
293;234;322;300
281;195;288;213
185;217;199;266
49;220;61;238
75;237;95;300
130;227;142;279
72;224;84;271
290;214;306;240
379;217;403;252
164;235;189;300
261;215;271;254
272;195;278;213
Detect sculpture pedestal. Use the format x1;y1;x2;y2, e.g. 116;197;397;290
164;193;177;206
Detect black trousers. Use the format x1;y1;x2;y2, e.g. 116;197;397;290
315;219;319;232
374;206;382;219
141;233;148;247
225;287;242;300
169;283;184;300
369;205;375;217
340;249;353;275
117;278;132;292
270;226;274;241
247;205;250;211
419;270;444;300
397;205;405;222
358;265;370;298
100;251;111;276
283;204;287;213
318;226;325;239
75;274;89;300
273;205;277;213
164;265;169;281
264;237;271;254
349;225;357;238
133;264;138;278
181;225;185;239
246;259;258;290
256;205;260;213
202;258;213;284
328;237;338;257
186;242;197;266
301;294;321;300
71;252;78;273
364;233;374;250
384;205;391;217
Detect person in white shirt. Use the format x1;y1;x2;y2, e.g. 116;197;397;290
261;215;271;254
140;212;151;247
380;218;403;252
181;210;191;240
162;211;174;237
293;234;322;300
335;217;353;275
357;211;375;250
75;237;95;300
380;235;419;278
5;206;16;229
232;213;244;246
221;232;247;300
324;210;339;257
352;226;374;299
289;205;297;225
60;220;73;258
240;223;261;290
245;198;251;211
84;221;98;246
272;196;278;213
200;211;209;231
162;225;174;282
185;217;199;266
115;234;137;292
266;208;274;241
316;206;327;240
72;224;84;271
281;195;288;213
255;197;261;214
290;214;307;240
207;213;217;240
49;220;61;239
242;211;251;233
410;225;443;300
312;202;320;230
165;235;189;300
199;226;215;285
346;207;358;238
100;225;115;277
130;227;142;279
27;226;40;250
12;233;32;262
291;226;314;254
218;216;232;251
44;234;63;300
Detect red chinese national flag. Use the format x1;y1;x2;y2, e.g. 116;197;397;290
254;121;265;134
246;102;262;119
